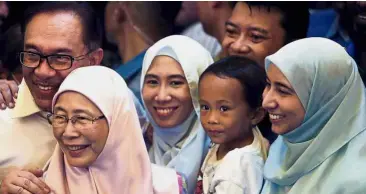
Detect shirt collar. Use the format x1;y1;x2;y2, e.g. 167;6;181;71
11;79;42;118
114;51;146;81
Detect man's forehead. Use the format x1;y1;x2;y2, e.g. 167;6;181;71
234;3;283;19
23;42;76;55
230;3;283;29
24;12;85;54
26;12;82;33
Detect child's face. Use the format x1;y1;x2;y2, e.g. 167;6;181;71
199;73;254;145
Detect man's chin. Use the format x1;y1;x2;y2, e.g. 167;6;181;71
30;87;58;112
34;98;53;112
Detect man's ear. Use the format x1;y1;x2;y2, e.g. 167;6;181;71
89;48;104;66
251;107;266;126
108;2;126;26
116;2;128;24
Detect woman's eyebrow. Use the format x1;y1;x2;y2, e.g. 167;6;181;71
274;81;295;92
72;109;95;116
167;74;186;79
145;74;159;79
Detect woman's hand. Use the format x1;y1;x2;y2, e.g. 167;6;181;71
0;168;50;194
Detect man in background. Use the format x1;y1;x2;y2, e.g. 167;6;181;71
105;1;180;103
196;1;233;59
337;1;366;85
221;2;309;143
222;2;309;67
176;1;223;58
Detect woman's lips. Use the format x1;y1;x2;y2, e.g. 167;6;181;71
269;113;284;124
154;107;178;117
65;144;90;157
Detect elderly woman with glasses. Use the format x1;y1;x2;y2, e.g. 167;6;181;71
1;66;189;194
1;66;154;194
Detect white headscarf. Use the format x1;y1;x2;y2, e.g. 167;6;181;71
140;35;213;193
45;66;153;194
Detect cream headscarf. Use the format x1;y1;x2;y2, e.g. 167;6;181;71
45;66;153;194
140;35;214;193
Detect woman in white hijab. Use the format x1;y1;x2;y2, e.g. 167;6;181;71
141;35;214;193
261;37;366;193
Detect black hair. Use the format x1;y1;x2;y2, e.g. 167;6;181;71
199;56;277;143
21;2;102;50
230;1;309;44
0;24;22;73
159;2;182;35
200;56;266;110
125;1;181;41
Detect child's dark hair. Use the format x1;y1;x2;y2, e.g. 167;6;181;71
199;56;266;110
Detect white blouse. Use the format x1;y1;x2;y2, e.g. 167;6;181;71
200;128;265;194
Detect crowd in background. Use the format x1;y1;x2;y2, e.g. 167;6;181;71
0;1;366;194
0;1;365;83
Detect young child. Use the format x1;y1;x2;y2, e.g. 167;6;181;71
195;56;269;194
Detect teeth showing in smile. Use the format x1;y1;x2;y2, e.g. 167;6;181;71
68;145;87;151
269;114;282;120
37;85;53;91
156;108;174;116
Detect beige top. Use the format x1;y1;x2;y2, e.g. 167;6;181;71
0;80;56;181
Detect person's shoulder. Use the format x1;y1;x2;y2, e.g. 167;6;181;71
0;108;13;134
181;22;202;36
238;152;264;170
214;147;262;174
225;146;264;163
0;108;12;119
211;147;264;190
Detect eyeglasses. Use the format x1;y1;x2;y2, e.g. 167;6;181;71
47;113;105;129
19;50;93;71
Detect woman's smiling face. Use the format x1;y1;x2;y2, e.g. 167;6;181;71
142;56;194;128
262;64;305;135
53;91;109;168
